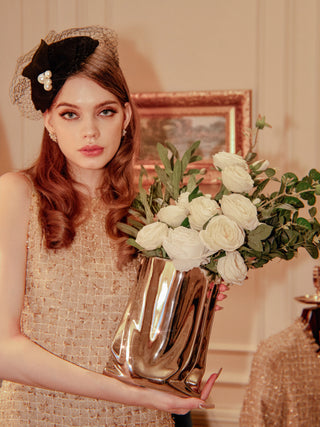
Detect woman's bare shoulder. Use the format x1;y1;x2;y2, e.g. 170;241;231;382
0;172;33;204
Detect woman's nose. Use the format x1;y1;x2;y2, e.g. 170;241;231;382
82;116;99;140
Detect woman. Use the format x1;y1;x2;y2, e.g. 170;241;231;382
0;26;219;425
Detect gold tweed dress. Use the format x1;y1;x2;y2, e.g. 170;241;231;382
240;318;320;426
0;187;174;426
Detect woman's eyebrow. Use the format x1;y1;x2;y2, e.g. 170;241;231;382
55;100;119;109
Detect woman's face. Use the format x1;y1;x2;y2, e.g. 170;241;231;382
44;75;131;180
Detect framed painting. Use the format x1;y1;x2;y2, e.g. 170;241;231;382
132;90;252;185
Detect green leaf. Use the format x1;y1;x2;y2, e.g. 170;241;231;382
126;237;145;251
309;169;320;181
295;181;311;192
300;191;315;201
117;223;139;237
284;251;295;260
128;208;148;224
260;206;274;218
165;141;180;159
157;143;172;172
283;196;304;209
181;140;201;173
155;165;173;195
248;236;263;252
252;178;270;198
185;168;201;175
214;183;230;201
186;174;197;193
265;168;276;177
283;172;298;182
245;152;257;162
276;203;296;211
172;158;182;199
180;217;190;228
309;207;317;217
188;186;202;202
249;223;273;240
307;195;316;206
304;244;319;259
189;155;202;163
296;218;312;230
204;258;218;273
128;218;144;230
138;169;154;223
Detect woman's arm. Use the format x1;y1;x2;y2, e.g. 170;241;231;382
0;173;217;414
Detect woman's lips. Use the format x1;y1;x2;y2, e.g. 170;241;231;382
79;145;104;157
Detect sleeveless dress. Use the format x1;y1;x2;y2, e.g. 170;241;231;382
0;187;174;426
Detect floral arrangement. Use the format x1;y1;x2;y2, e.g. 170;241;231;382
118;116;320;286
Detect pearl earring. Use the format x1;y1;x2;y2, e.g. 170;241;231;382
49;131;57;143
122;128;127;137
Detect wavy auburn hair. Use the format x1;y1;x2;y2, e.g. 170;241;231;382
26;47;139;265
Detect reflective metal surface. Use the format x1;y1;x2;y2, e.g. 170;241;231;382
104;257;219;397
295;266;320;305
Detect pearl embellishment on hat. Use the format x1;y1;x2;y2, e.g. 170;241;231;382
37;70;52;91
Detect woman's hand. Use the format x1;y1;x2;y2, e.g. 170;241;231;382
215;282;229;311
138;368;222;415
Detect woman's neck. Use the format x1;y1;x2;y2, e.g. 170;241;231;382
68;166;104;198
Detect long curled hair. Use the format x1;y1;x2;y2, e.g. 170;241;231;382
26;46;139;265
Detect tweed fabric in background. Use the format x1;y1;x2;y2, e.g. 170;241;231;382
240;318;320;426
0;186;173;426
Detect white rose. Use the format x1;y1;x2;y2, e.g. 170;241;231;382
157;205;188;228
199;215;245;253
217;251;247;285
221;165;254;193
177;192;190;210
163;226;210;271
188;196;221;230
136;222;169;250
252;159;270;171
220;194;260;231
213;151;248;170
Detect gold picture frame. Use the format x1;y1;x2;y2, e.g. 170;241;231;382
132;90;252;185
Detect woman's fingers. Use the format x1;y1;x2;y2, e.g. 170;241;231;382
217;292;227;301
200;368;222;402
215;281;229;310
219;282;228;292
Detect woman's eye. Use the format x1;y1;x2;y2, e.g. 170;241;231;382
100;109;116;117
61;112;77;119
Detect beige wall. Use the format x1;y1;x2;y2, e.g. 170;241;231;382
1;1;320;425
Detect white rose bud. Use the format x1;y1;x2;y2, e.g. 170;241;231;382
252;159;270;171
188;196;221;230
220;194;260;231
221;165;254;193
177;192;190;210
199;215;245;253
136;222;169;250
163;226;210;272
157;205;188;228
213;151;248;171
217;251;247;285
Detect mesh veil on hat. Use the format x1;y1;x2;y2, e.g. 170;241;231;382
10;26;119;120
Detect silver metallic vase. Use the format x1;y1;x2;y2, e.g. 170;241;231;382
104;256;219;397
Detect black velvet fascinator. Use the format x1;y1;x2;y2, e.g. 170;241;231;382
22;37;99;113
10;26;119;119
